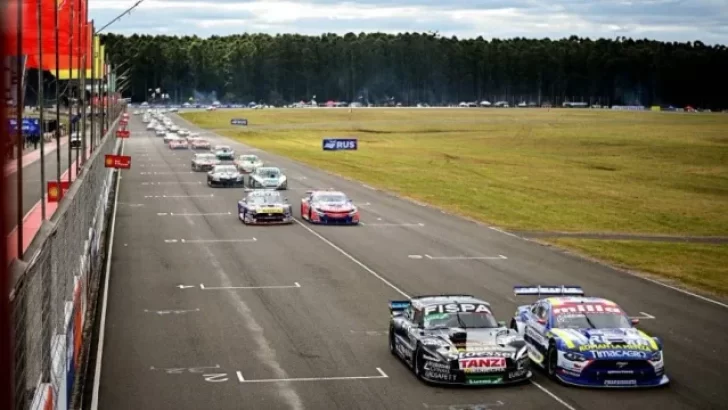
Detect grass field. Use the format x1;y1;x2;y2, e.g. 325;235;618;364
181;108;728;295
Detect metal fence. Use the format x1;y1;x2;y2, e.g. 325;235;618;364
10;105;125;410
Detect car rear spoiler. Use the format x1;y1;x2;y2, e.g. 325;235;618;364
513;286;584;297
389;300;411;315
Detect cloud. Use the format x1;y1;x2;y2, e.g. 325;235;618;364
89;0;728;44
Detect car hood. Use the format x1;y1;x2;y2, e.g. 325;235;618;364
422;328;524;358
249;204;288;213
211;172;240;178
252;175;284;184
554;327;659;354
312;201;354;212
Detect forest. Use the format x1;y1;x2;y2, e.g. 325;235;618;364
100;32;728;108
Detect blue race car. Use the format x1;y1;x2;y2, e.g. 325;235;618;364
510;285;668;388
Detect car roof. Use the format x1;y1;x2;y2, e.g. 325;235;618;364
411;295;489;307
541;296;617;306
312;190;346;196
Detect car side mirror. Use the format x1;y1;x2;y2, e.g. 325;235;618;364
284;198;289;202
630;318;639;326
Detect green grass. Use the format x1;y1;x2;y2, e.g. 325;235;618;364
181;108;728;295
547;240;728;296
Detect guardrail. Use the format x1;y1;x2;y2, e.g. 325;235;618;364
9;104;125;410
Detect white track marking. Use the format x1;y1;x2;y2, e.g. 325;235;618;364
293;219;410;298
177;238;256;243
531;381;577;410
488;226;522;238
423;254;507;260
91;140;123;410
237;368;389;384
199;282;301;290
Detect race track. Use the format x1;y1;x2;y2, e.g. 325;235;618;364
93;114;728;410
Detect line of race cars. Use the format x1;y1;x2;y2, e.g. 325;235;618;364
139;110;670;390
141;109;361;226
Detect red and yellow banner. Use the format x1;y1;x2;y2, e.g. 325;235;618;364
104;155;131;169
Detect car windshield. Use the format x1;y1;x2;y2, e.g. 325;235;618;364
247;194;283;205
213;165;237;173
424;311;499;329
240;155;259;162
315;194;348;203
257;168;280;177
552;303;632;329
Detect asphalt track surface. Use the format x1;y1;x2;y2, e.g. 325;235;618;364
3;142;77;235
96;114;728;410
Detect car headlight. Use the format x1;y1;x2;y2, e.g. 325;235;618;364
314;208;325;215
563;352;587;362
348;208;358;215
212;177;220;181
650;351;662;362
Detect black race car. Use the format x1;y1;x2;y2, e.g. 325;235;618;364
389;295;532;386
206;164;245;187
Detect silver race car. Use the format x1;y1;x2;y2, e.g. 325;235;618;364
191;153;220;172
233;154;264;174
214;145;235;160
246;166;288;190
207;164;245;187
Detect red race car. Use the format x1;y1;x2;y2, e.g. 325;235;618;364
301;190;360;225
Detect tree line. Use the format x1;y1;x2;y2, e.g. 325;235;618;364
100;32;728;109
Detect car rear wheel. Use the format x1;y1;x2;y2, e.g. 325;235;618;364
388;328;397;355
547;344;558;377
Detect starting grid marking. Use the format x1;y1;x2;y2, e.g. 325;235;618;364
422;402;505;409
144;308;201;315
164;238;256;243
408;254;507;260
149;365;388;384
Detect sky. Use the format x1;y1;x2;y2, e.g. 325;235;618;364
89;0;728;45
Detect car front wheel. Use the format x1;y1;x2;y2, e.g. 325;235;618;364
547;344;558;378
